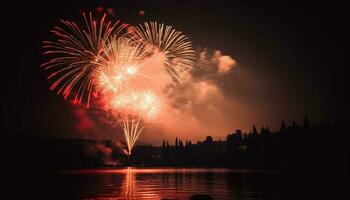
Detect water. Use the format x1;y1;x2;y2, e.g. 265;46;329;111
57;168;282;200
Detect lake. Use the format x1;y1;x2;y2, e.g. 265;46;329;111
57;167;283;200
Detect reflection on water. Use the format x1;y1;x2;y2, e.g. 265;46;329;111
61;167;282;200
122;168;160;200
123;167;136;199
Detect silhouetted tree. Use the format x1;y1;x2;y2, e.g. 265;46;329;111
280;120;287;132
161;140;167;162
204;136;213;144
226;129;243;160
179;140;184;149
292;120;299;128
303;116;310;128
252;124;258;135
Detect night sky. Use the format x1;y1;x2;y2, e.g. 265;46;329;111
0;0;346;144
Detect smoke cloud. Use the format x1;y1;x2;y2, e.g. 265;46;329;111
138;49;240;143
86;143;116;166
213;50;237;74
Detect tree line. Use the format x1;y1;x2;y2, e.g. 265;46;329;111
0;116;341;170
130;117;337;168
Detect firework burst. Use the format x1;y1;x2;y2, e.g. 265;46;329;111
94;36;147;94
41;12;127;107
130;22;196;87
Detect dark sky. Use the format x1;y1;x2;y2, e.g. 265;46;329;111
0;0;346;143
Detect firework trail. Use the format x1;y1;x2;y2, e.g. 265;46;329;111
41;12;127;107
109;90;160;154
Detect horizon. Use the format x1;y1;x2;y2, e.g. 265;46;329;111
2;115;323;146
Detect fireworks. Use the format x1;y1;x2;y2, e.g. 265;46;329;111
42;13;195;155
41;12;127;107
